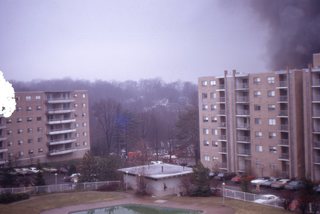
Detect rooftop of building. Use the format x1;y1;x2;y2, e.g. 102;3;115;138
118;163;193;180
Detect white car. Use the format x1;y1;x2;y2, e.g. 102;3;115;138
254;194;280;205
250;177;269;186
29;167;40;173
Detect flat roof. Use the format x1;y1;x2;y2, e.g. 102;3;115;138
118;163;193;180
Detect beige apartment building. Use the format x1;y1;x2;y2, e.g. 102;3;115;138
0;90;90;166
199;54;320;181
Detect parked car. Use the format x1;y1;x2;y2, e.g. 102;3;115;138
254;194;281;205
260;177;280;188
251;177;270;186
43;167;58;173
214;172;236;181
271;179;291;189
64;173;80;183
313;184;320;193
284;180;306;190
231;175;242;183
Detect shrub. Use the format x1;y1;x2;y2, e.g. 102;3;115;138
0;192;30;204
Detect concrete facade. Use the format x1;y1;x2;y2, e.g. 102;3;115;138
0;90;90;166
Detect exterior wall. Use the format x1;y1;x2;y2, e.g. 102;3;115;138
124;174;186;196
314;53;320;68
0;90;90;166
199;70;305;179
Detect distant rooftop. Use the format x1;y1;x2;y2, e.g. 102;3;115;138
118;163;193;180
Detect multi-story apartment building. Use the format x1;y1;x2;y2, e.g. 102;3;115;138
303;53;320;181
0;90;90;166
199;70;305;179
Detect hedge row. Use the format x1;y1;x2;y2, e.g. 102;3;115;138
0;192;30;204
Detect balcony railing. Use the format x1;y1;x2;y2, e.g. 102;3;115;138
219;147;227;153
279;96;288;102
218;97;226;102
238;150;251;156
279;139;289;145
314;141;320;148
313;96;320;102
236;96;249;102
48;138;76;146
279;81;288;87
48;128;76;135
219;135;227;140
312;79;320;86
237;135;250;142
280;125;289;131
47;98;75;104
279;110;288;116
237;123;250;129
218;84;225;90
236;110;250;115
314;156;320;164
48;148;76;156
219;122;226;128
313;128;320;133
47;118;76;125
236;84;249;90
219;110;226;115
220;163;227;169
313;111;320;117
279;153;289;160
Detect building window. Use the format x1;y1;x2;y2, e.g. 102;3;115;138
83;141;87;146
202;80;208;86
267;90;275;97
210;92;216;99
37;127;42;132
210;80;216;86
211;104;217;111
28;139;33;144
7;119;12;123
254;118;262;125
254;91;261;97
28;149;34;154
75;123;79;128
213;129;218;135
83;122;87;127
203;140;209;146
17;118;22;123
204;155;210;161
17;129;23;134
202;93;208;99
211;117;217;122
269;132;276;139
7;141;13;147
16;106;22;111
76;142;80;147
38;148;43;153
36;106;41;110
82;103;86;108
83;132;87;136
203;129;209;135
27;106;32;111
76;133;80;137
202;104;208;110
27;117;32;122
267;77;275;84
254;105;261;111
37;137;42;142
255;131;263;138
212;141;218;147
268;104;276;111
36;117;42;121
7;130;12;135
19;151;24;157
253;77;261;84
269;146;277;153
28;128;33;133
203;116;209;122
268;119;276;125
18;140;23;145
26;96;32;101
35;95;41;100
255;145;263;152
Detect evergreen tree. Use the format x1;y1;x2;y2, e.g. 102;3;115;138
79;151;97;182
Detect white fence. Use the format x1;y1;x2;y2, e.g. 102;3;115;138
223;187;283;208
0;180;121;195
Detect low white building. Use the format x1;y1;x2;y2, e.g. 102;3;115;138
118;163;193;196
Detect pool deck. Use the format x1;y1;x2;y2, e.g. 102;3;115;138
41;193;234;214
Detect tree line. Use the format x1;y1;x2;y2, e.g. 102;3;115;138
12;78;199;164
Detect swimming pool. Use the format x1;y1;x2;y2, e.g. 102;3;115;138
69;204;202;214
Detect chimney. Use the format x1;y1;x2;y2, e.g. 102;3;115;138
313;53;320;68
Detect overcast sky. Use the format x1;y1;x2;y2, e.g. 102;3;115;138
0;0;269;83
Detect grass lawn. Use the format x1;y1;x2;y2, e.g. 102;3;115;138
0;191;291;214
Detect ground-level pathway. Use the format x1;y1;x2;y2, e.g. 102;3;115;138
41;192;234;214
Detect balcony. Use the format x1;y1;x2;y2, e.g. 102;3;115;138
219;147;227;153
220;162;227;169
47;108;75;114
0;148;8;153
48;128;76;135
278;110;288;117
218;97;226;103
0;124;6;129
279;96;288;102
219;135;227;141
312;79;320;87
313;96;320;102
238;149;251;156
217;84;225;90
313;111;320;118
48;138;76;146
278;81;288;88
237;135;250;143
47;118;76;125
235;83;249;90
0;136;7;141
279;139;289;146
236;123;250;129
218;122;226;128
314;141;320;148
236;110;250;116
313;128;320;133
314;156;320;164
236;96;249;103
48;148;76;156
47;98;75;104
218;110;226;115
280;125;289;131
279;153;289;160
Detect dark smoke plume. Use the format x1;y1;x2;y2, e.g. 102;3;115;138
250;0;320;69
